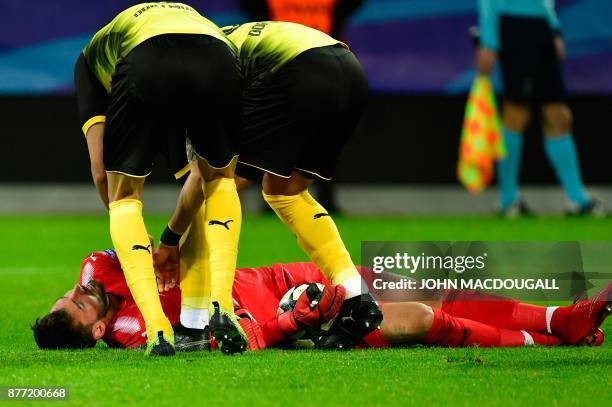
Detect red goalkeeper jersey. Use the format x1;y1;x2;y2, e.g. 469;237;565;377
77;252;382;349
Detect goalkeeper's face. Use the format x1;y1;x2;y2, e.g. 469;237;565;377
50;280;110;328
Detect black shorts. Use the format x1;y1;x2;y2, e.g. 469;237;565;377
236;44;368;181
499;15;567;104
75;34;242;177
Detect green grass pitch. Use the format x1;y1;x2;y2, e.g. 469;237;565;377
0;215;611;406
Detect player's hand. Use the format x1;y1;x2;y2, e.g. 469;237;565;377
153;242;179;292
554;36;566;60
475;47;497;75
292;284;346;328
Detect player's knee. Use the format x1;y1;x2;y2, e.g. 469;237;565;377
543;104;572;136
380;302;434;344
419;305;435;334
234;175;252;191
197;156;237;182
107;173;144;202
502;102;531;133
262;172;312;196
405;303;434;335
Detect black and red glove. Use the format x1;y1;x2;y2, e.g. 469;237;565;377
278;283;346;334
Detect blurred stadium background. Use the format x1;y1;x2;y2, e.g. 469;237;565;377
1;0;611;214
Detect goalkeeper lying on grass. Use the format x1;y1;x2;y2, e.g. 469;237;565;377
33;248;611;351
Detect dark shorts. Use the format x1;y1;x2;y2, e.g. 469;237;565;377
236;44;368;182
75;34;242;177
499;16;567;104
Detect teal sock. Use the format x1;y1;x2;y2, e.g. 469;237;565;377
543;134;590;207
497;128;523;209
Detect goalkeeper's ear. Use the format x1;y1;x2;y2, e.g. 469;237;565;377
91;320;106;341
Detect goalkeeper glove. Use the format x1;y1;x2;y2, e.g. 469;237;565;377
278;283;346;334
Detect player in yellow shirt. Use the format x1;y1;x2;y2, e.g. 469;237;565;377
222;21;382;349
74;2;246;355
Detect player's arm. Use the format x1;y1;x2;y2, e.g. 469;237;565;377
154;162;204;291
544;2;565;60
261;283;346;347
544;0;562;35
74;53;110;208
167;164;204;238
475;0;499;74
280;262;329;286
85;124;108;207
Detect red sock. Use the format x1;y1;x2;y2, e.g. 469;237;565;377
549;305;572;338
422;308;561;348
442;290;549;332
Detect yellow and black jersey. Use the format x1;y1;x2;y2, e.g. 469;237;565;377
83;2;233;92
222;21;344;83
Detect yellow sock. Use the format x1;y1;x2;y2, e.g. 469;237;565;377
204;178;241;311
109;199;173;341
262;190;359;285
179;203;210;327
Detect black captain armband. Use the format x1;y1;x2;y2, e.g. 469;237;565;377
160;225;182;246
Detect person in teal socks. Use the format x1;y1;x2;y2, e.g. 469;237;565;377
475;0;606;217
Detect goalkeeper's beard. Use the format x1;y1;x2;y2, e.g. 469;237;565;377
84;280;111;317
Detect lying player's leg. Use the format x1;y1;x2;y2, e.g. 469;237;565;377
442;283;612;345
442;289;551;332
376;302;561;348
377;303;433;345
268;263;611;348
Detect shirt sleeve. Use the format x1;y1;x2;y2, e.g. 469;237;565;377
544;0;561;34
74;53;108;136
259;313;296;348
79;250;132;299
478;0;500;50
278;262;330;286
